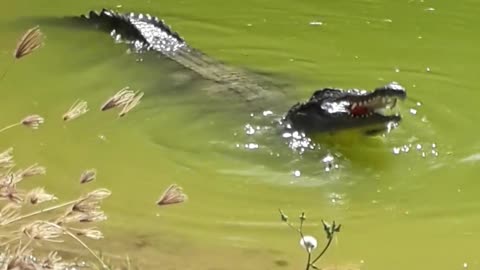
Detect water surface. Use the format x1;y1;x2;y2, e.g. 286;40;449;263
0;0;479;269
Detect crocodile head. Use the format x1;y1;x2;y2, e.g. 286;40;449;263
284;82;407;135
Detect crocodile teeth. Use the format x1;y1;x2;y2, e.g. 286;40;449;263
146;13;152;20
138;13;144;19
351;103;357;109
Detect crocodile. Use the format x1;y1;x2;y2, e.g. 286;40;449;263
285;83;406;135
55;9;407;136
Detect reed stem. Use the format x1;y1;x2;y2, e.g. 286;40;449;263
2;200;78;225
0;59;15;83
0;123;21;133
46;222;110;270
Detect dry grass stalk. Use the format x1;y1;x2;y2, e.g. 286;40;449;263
16;163;46;178
0;148;14;169
56;188;111;225
119;91;144;117
100;87;144;117
0;203;21;225
0;184;23;204
0;27;124;269
14;26;44;59
0;248;78;270
0;149;113;269
156;184;188;206
0;114;45;133
63;99;89;122
42;221;110;269
0;26;45;83
24;188;57;205
72;227;104;240
21;114;44;129
22;220;64;242
80;169;96;184
100;87;135;111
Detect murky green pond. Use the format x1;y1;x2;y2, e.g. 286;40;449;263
1;0;479;269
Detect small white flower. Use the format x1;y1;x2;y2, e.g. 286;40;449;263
300;235;317;252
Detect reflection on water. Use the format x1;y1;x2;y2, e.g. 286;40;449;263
228;96;439;184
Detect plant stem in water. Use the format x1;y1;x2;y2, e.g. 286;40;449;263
2;200;78;225
0;60;15;83
0;123;21;133
305;251;311;270
47;222;111;270
311;236;334;265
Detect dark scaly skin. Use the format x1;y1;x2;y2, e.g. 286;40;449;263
76;9;286;105
285;83;407;135
69;9;407;135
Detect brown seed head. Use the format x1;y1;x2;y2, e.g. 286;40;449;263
85;188;111;201
14;25;44;59
76;228;104;240
21;115;44;129
0;148;15;168
100;87;135;111
17;163;46;178
119;91;144;117
22;221;63;242
0;172;18;187
40;251;63;269
59;210;107;224
0;185;23;204
156;184;188;206
78;210;108;223
71;199;100;213
24;187;57;205
63;99;89;122
79;169;96;184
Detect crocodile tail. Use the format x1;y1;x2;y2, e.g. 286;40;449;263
75;9;285;105
78;9;147;44
79;9;186;54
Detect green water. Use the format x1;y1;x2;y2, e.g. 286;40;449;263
1;0;480;269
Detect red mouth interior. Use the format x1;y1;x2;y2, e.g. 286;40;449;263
349;105;370;116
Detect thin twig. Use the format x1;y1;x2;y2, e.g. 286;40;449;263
0;236;20;247
0;60;15;82
2;199;78;225
305;251;311;270
45;222;110;270
0;123;21;133
311;236;334;265
17;237;33;255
